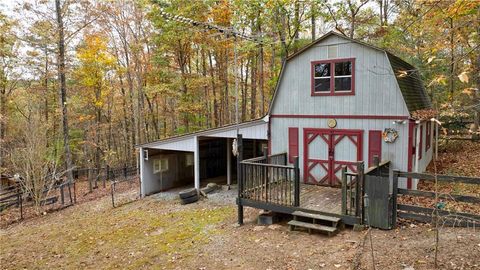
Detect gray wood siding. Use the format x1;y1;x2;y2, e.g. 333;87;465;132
271;35;410;117
270;118;410;188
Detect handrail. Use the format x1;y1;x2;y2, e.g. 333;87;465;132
242;156;266;163
240;161;293;169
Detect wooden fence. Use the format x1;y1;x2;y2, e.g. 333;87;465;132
0;181;75;220
1;166;138;220
394;171;480;227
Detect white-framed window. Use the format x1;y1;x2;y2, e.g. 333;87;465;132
185;154;194;166
153;158;168;173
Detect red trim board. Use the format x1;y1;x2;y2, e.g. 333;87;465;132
270;114;409;120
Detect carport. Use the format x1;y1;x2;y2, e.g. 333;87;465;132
137;118;268;196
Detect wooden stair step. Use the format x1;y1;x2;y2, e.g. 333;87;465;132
288;220;338;234
292;211;341;223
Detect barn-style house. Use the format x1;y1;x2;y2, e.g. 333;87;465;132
137;31;435;231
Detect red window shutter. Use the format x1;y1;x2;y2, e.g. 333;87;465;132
368;130;382;167
288;128;299;163
419;125;423;160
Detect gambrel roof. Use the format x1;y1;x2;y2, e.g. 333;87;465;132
385;53;432;112
269;31;432;116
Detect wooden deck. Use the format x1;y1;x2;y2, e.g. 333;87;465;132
299;184;342;214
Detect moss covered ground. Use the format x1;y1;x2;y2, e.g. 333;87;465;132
0;197;234;269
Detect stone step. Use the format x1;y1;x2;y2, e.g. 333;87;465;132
292;211;341;223
287;220;338;235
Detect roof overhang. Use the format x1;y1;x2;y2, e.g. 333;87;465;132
136;117;268;151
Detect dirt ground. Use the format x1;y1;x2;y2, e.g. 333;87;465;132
1;186;479;270
1;141;479;270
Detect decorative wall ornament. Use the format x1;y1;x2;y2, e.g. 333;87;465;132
382;128;399;143
327;119;337;128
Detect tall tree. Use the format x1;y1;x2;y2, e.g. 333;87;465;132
55;0;74;183
0;12;18;173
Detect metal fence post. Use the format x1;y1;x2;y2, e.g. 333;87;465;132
237;134;244;225
293;156;300;207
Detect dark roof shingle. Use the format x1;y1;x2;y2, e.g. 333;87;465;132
386;53;432;112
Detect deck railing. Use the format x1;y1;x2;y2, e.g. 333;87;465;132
239;151;300;208
240;156;299;207
341;162;365;218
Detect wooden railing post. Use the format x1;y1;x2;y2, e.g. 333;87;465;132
293;156;300;207
391;169;399;228
341;166;347;215
356;162;364;220
263;147;269;202
237;134;244;225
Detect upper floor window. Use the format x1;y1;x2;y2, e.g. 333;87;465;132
311;58;355;96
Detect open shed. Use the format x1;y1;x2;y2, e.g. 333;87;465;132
137;118;268;196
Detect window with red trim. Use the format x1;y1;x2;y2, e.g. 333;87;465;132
426;122;431;150
311;58;355;96
288;127;299;163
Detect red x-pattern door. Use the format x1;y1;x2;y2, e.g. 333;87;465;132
304;128;363;186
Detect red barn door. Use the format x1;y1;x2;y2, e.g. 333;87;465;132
304;129;363;186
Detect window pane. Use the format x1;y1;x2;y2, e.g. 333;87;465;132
335;61;352;76
334;77;351;91
314;78;330;92
314;63;330;77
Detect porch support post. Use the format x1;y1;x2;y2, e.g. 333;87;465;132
293;156;300;207
139;147;145;197
227;138;231;186
237;134;244;225
414;122;421;190
391;169;399;228
341;166;347;215
194;136;200;190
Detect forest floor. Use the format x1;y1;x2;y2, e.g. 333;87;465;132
1;186;479;269
1;141;479;270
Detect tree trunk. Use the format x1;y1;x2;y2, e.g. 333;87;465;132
208;51;219;126
311;2;316;41
449;17;455;100
0;72;5;171
55;0;74;184
250;52;257;120
473;9;480;134
257;16;265;116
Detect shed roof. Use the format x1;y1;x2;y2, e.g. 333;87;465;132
269;31;432;115
136;117;268;150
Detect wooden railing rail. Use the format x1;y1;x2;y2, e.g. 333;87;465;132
394;170;480;227
239;151;299;207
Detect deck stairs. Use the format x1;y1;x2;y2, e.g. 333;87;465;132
288;211;342;236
